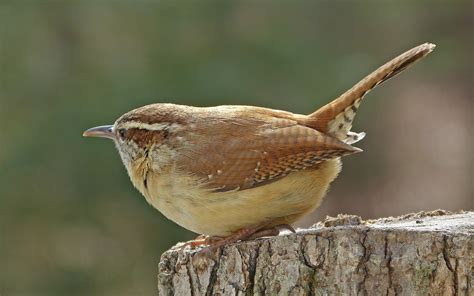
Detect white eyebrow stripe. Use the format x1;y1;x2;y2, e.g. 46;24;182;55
121;121;173;131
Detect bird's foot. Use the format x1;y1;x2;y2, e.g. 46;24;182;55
204;223;296;250
175;234;223;250
246;224;296;240
182;223;296;259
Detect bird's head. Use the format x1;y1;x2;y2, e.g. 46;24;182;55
83;104;185;172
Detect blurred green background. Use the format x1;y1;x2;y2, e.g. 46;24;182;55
0;1;472;295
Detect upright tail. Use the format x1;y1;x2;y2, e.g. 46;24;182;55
306;43;435;144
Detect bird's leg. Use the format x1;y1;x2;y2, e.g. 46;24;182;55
181;226;264;252
193;222;296;258
176;234;223;250
245;227;280;240
186;223;296;257
205;222;297;250
245;224;296;240
204;222;272;250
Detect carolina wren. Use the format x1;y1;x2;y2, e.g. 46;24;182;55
84;43;435;246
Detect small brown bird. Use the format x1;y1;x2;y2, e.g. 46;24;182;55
84;43;435;248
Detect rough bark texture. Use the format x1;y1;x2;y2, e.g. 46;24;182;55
158;210;473;295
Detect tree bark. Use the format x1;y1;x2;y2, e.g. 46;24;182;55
158;210;473;295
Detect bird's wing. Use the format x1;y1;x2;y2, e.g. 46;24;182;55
176;116;360;192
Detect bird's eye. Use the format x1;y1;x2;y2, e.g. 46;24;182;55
118;128;126;139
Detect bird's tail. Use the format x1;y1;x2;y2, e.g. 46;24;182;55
306;43;435;144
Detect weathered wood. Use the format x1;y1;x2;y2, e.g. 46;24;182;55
158;211;473;295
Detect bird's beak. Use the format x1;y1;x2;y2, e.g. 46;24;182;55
83;125;115;140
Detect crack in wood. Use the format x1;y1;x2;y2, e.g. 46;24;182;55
204;248;222;296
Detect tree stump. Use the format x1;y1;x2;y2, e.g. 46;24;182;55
158;210;473;295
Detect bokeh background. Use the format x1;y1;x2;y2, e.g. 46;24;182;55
0;1;472;295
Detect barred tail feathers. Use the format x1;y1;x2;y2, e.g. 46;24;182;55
307;43;435;144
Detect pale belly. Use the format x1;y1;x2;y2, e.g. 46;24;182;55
135;159;341;237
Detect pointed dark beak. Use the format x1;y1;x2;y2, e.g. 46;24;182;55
83;125;115;140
